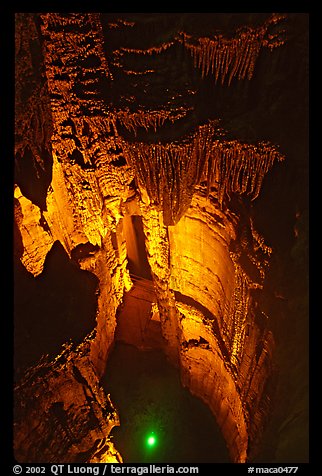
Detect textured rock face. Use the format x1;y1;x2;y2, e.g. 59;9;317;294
168;192;238;346
168;193;248;460
14;340;122;463
13;12;308;464
139;190;273;462
178;304;248;462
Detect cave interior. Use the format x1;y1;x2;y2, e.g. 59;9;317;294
13;12;308;465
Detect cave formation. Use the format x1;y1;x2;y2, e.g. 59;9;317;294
13;12;309;464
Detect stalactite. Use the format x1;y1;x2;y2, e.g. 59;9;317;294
250;218;272;257
110;12;285;84
124;120;284;225
206;139;285;207
182;13;285;85
40;10;285;229
116;107;190;134
123;124;213;225
40;12;112;107
83;115;118;141
119;39;176;56
122;68;155;75
107;19;135;29
247;217;272;281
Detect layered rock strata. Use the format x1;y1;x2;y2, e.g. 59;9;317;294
136;190;273;462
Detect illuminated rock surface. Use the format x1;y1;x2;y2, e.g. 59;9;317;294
13;13;308;464
14;340;122;463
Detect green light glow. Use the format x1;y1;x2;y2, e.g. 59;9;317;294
146;433;156;447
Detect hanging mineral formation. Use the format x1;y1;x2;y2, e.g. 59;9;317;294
183;13;286;84
116;106;190;134
124;121;284;225
119;39;176;56
111;14;285;86
206;138;285;205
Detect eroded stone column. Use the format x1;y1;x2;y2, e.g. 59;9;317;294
139;202;182;364
165;190;274;462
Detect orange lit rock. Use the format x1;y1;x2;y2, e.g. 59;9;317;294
166;190;274;462
89;443;123;463
125;123;284;225
168;190;238;348
15;13;53;176
76;238;131;377
14;340;120;463
183;13;286;84
14;185;54;276
177;303;248;462
139;203;181;363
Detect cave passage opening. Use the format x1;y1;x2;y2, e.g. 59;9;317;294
102;342;231;463
123;214;152;280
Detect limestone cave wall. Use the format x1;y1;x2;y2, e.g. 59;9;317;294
13;12;308;465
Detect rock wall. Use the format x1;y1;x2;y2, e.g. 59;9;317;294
168;191;238;350
14;149;132;372
136;189;274;462
178;304;248;462
14;14;134;461
13;160;130;461
139;203;182;363
14;339;122;463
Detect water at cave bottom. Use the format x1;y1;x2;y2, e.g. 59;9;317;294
102;342;231;463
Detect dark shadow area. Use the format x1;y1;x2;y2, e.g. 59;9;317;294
102;342;231;463
248;14;309;464
15;145;53;211
123;215;152;280
14;240;98;382
252;209;309;463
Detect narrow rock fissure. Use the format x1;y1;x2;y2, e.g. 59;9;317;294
123;214;153;280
